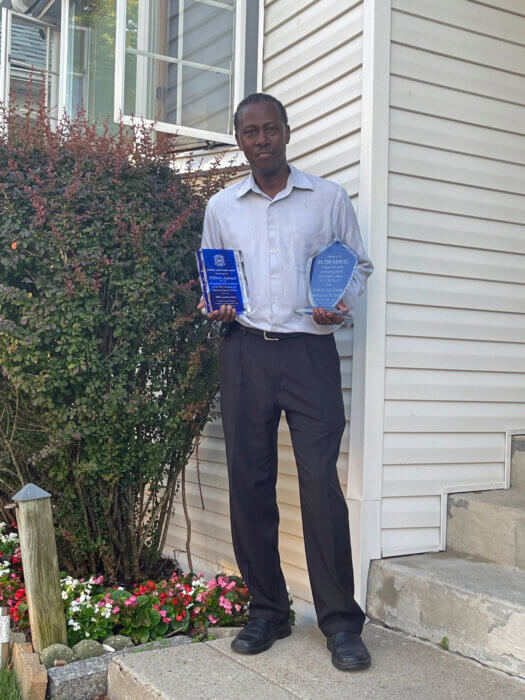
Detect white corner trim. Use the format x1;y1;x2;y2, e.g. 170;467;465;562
347;0;391;503
348;0;391;506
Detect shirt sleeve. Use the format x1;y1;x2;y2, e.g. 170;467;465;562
332;187;374;313
200;198;223;249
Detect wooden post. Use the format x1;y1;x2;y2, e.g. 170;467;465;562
12;484;67;652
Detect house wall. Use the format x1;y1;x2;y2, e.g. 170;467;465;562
165;0;365;618
381;0;525;556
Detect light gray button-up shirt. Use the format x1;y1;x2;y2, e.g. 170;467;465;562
200;164;373;334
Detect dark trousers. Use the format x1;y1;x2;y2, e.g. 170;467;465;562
219;323;365;636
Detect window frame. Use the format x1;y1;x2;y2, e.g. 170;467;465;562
114;0;263;145
0;8;61;124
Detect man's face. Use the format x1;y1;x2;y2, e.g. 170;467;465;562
235;101;290;175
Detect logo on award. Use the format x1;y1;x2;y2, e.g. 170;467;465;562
214;254;226;267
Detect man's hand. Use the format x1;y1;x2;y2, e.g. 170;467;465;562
198;298;237;323
312;301;348;325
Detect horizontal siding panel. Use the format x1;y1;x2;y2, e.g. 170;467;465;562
265;41;362;104
384;400;525;432
389;110;525;166
292;138;360;181
388;238;525;284
166;526;236;570
383;431;506;465
264;0;361;61
389;141;525;196
389;174;525;224
391;0;525;44
386;335;525;372
383;463;505;497
382;496;441;528
288;78;362;129
385;368;525;402
265;8;362;85
388;271;525;314
264;0;317;32
390;76;525;134
388;205;525;254
386;304;525;344
391;9;525;74
471;1;525;16
382;527;441;554
391;43;525;105
288;102;361;163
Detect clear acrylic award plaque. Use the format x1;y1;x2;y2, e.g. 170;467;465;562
295;239;358;318
196;249;251;314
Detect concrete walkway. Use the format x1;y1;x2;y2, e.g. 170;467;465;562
107;623;525;699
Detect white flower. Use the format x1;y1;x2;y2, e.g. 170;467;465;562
61;591;68;600
85;632;90;637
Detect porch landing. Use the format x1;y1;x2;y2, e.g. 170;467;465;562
106;623;524;699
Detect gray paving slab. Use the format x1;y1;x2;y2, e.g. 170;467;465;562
107;641;292;699
106;623;525;700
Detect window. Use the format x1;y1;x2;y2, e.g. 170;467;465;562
0;6;60;121
115;0;261;145
66;0;117;129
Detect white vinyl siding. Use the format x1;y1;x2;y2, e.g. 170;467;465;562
166;0;364;616
382;0;525;556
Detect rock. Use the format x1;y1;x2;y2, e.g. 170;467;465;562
103;634;134;651
39;643;75;669
73;638;106;660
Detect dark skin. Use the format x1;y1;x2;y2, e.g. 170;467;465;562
198;100;347;325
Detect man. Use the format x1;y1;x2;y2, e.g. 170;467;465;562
198;93;373;671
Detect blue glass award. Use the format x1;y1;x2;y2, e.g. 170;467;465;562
196;249;251;314
295;239;359;318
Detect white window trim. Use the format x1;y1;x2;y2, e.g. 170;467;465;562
0;8;12;113
114;0;261;145
58;0;70;121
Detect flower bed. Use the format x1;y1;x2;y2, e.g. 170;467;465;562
0;521;293;647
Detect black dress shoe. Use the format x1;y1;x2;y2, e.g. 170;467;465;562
231;617;292;655
327;632;371;671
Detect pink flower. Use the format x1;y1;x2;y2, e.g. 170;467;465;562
235;604;241;612
207;579;217;590
165;618;171;624
153;604;159;610
159;610;167;618
98;601;105;608
226;581;236;591
124;595;137;607
218;576;228;589
112;606;120;614
7;600;12;606
196;593;203;603
208;614;218;624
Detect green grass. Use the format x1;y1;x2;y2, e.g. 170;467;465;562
0;666;21;700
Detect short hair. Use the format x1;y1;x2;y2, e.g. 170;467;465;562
234;93;288;133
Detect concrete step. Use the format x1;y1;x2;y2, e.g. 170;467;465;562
367;552;525;679
106;623;525;699
447;488;525;568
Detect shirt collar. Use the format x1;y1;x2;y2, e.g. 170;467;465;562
236;163;315;199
